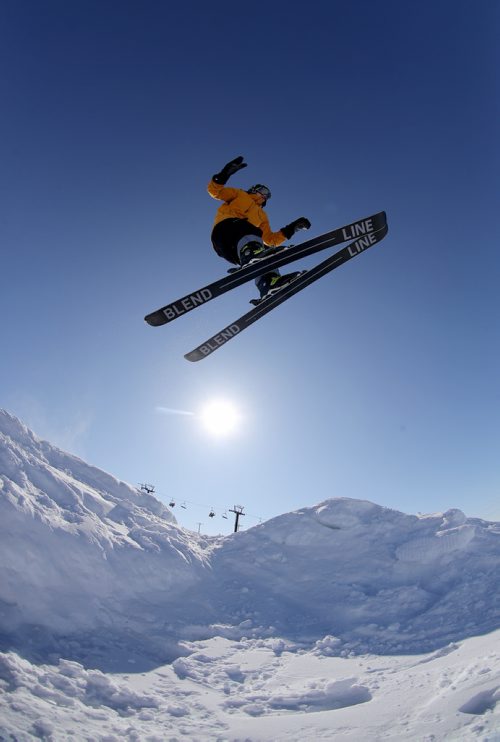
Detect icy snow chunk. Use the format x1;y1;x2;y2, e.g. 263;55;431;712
459;686;500;715
171;657;194;680
0;651;159;714
313;635;343;656
396;525;476;563
0;652;32;690
417;643;460;664
31;719;55;738
442;509;467;527
83;670;159;711
269;677;371;712
314;498;379;529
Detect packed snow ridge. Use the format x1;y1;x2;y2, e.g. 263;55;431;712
0;408;499;674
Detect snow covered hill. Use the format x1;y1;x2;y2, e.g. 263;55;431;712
1;409;499;740
0;409;207;668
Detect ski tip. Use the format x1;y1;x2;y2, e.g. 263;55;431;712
144;312;168;327
184;351;203;362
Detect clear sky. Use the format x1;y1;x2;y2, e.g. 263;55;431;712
1;0;499;533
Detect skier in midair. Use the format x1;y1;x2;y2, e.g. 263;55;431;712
208;156;311;299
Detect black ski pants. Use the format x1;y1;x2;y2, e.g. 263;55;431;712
211;218;263;265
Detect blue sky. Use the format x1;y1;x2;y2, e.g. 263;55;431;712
1;0;499;532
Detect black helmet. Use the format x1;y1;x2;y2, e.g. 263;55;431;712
247;184;272;203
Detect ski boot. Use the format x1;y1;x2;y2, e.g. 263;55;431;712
251;270;306;305
239;241;266;267
227;241;288;274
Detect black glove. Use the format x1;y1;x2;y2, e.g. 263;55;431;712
280;217;311;240
213;156;247;185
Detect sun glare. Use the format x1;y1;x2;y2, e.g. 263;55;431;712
200;399;240;437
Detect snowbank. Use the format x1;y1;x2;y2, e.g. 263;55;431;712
1;409;499;671
1;409;499;740
0;410;210;669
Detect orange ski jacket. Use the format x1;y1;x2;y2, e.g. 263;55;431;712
208;180;286;247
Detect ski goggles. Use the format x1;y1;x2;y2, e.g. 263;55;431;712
248;184;272;201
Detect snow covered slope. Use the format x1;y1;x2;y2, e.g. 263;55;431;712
1;629;499;741
0;409;209;668
1;409;499;740
1;409;499;669
213;498;500;655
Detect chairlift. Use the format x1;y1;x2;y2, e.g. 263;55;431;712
209;508;215;518
181;501;187;509
169;500;176;508
222;511;228;519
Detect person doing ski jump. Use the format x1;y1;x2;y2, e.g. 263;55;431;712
208;156;311;299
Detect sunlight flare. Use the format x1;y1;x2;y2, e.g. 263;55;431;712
199;399;241;436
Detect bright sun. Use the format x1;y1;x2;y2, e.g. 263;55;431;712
200;399;240;436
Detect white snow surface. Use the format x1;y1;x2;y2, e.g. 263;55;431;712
1;409;499;740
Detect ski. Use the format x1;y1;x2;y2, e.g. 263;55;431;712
145;211;387;326
184;223;389;362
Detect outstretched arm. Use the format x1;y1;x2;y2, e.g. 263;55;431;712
207;155;248;202
207;179;240;202
260;216;312;247
212;155;247;185
280;217;311;240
